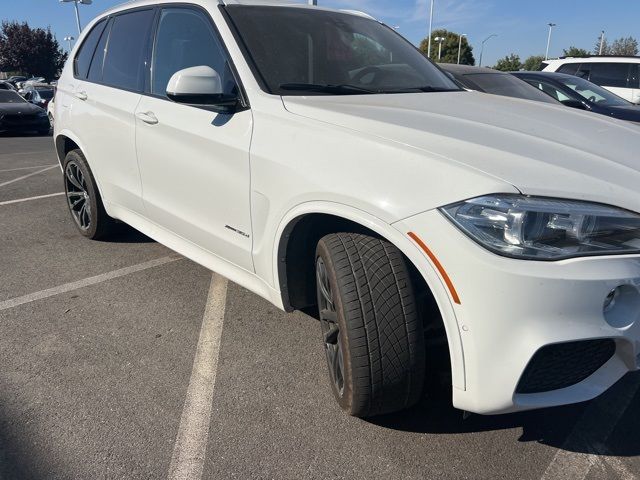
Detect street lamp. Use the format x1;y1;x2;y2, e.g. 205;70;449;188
64;35;75;52
59;0;93;35
545;22;557;60
434;36;445;61
427;0;435;58
599;30;605;55
457;33;467;64
478;34;497;67
308;0;317;4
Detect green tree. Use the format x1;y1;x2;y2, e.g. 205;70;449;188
522;55;545;71
493;54;522;71
0;21;67;80
595;35;639;56
419;29;475;65
610;36;638;56
562;46;590;57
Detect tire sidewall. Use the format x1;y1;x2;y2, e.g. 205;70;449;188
316;240;359;415
63;150;101;239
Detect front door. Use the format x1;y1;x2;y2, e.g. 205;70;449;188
134;6;254;271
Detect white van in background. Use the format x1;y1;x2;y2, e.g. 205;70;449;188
543;56;640;104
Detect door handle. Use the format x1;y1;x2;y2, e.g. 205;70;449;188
75;91;88;101
136;111;158;125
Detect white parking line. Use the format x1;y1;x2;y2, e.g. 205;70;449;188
0;164;57;173
0;165;58;188
540;376;640;480
167;273;228;480
0;256;181;312
0;192;64;206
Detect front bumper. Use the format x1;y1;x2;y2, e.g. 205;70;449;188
395;209;640;415
0;116;50;132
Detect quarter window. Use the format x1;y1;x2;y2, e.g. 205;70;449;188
557;63;580;76
74;19;107;79
151;8;236;97
102;9;155;92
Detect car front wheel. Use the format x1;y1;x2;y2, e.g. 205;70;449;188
315;232;426;417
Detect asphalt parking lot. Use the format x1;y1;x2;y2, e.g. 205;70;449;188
0;134;639;480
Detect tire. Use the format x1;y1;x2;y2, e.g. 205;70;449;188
315;232;426;417
62;149;115;239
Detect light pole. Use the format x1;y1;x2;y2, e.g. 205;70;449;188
545;22;556;60
308;0;317;4
64;35;75;52
434;37;445;61
478;34;497;67
457;33;467;64
59;0;93;35
427;0;434;58
599;30;605;55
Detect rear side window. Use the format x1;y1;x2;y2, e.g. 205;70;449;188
557;63;580;76
102;9;155;92
74;19;107;78
151;8;235;97
585;62;631;88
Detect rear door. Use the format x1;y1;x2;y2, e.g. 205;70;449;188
68;8;155;213
135;6;254;270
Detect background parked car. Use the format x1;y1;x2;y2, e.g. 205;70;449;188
543;56;640;104
6;75;27;87
439;63;560;104
0;89;50;135
21;84;55;109
0;80;16;91
513;71;640;124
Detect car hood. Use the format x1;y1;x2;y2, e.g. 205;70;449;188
283;91;640;214
605;104;640;122
0;102;44;115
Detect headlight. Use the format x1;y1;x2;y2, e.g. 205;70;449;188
440;194;640;260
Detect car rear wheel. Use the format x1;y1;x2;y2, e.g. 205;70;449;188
315;233;426;417
63;149;115;239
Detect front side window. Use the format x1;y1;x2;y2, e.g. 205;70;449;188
525;79;572;102
585;62;631;88
74;19;107;79
102;9;155;91
151;8;236;97
225;6;459;95
559;76;630;107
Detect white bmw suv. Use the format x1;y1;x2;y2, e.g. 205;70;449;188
55;0;640;417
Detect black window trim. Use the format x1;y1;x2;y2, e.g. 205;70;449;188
144;3;249;111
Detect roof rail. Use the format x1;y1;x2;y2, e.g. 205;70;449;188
558;54;640;59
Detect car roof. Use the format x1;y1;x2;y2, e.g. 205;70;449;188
544;56;640;65
100;0;375;20
438;64;507;75
513;71;585;81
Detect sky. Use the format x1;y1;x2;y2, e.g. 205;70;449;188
2;0;638;67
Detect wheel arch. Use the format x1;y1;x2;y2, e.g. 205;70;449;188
273;202;466;390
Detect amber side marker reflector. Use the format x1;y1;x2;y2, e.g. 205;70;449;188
407;232;461;305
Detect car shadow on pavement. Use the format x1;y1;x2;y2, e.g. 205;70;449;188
101;224;156;244
369;371;640;457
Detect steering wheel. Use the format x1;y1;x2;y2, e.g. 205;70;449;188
588;95;597;103
352;66;385;85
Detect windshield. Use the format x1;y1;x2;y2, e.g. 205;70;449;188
559;76;630;107
225;6;460;95
463;73;558;104
0;91;26;103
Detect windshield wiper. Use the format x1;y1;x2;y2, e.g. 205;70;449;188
279;83;377;95
379;86;462;93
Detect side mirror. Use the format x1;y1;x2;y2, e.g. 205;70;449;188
166;65;239;113
560;99;588;110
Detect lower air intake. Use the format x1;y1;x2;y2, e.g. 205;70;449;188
516;339;616;394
